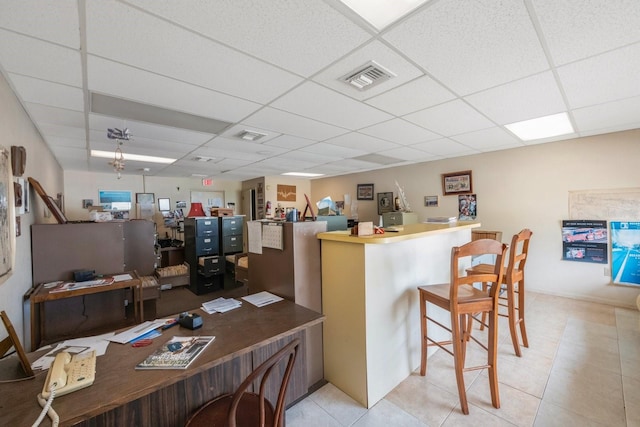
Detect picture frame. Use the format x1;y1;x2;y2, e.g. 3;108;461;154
158;198;171;212
136;192;155;205
424;195;439;207
357;183;374;200
441;170;473;195
377;192;393;215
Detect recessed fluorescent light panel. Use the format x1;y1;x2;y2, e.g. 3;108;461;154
505;112;574;141
282;172;325;177
340;0;430;30
91;150;176;164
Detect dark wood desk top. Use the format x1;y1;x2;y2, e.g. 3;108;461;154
30;272;141;303
0;299;323;426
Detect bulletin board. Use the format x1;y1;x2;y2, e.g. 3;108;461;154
191;191;225;212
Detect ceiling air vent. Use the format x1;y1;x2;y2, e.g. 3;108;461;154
237;130;267;142
341;61;395;91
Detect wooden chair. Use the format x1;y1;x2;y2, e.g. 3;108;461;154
185;338;300;427
466;229;533;357
418;239;507;415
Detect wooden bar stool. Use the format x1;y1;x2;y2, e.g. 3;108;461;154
418;239;507;415
466;229;533;357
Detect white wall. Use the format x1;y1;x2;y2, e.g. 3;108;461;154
311;129;640;308
0;72;63;346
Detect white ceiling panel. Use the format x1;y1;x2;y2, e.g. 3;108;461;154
8;74;84;111
243;107;348;141
0;0;79;48
451;127;523;151
86;0;302;104
532;0;640;66
0;30;82;87
465;72;567;125
312;40;423;100
323;132;400;152
557;43;640;109
125;0;372;77
1;2;639;179
365;76;456;116
271;82;393;130
359;118;440;145
383;0;549;95
404;100;495;137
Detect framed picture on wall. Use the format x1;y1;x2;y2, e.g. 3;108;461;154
441;170;473;195
136;193;155;205
357;183;374;200
377;192;393;215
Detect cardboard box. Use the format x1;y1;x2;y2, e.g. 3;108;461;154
210;208;233;217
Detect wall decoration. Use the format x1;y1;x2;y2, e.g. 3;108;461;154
277;184;296;202
136;193;155;205
562;220;608;264
377;192;393;215
424;195;439;207
13;178;24;215
28;177;68;224
458;194;477;220
610;221;640;285
82;199;94;209
0;147;15;279
442;170;473;195
15;216;20;237
357;183;374;200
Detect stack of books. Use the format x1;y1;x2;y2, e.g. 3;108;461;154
425;216;458;224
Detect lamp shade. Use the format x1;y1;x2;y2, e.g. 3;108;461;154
187;202;206;217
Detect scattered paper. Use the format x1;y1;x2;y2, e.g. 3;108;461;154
201;297;241;314
31;332;114;370
242;291;284;307
112;273;133;282
107;320;168;344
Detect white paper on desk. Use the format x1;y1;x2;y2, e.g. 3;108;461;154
112;273;133;282
31;333;114;370
108;320;167;344
242;291;283;307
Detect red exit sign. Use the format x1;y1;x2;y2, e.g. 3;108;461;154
202;178;213;186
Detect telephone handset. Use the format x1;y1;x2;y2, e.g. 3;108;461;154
42;350;96;398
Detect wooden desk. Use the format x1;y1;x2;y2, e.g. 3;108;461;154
29;272;143;349
1;300;323;426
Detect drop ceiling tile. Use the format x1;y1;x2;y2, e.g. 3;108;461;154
8;74;84;111
263;135;317;150
38;123;86;140
211;158;255;169
312;40;423;101
359;118;440;145
366;76;456;116
88;130;195;155
278;150;340;164
87;56;261;123
271;82;393;130
89;141;185;161
376;146;438;162
127;0;371;77
243;107;348;141
219;124;281;144
324;158;380;171
298;142;364;158
450;127;523;151
410;138;478;157
0;30;82;87
254;157;317;171
465;71;567;125
86;1;303;104
0;0;79;48
383;0;549;95
89;114;212;145
532;0;640;65
45;135;86;149
557;43;640;109
24;103;85;128
207;137;286;156
404;100;494;136
323;132;400;152
573;96;640;134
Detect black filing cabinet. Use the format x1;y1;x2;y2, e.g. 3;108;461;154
220;216;244;256
185;217;222;295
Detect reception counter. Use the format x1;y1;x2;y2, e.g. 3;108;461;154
318;221;480;408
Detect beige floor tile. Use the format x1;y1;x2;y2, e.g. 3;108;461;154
533;401;610;427
615;307;640;331
467;375;540;427
553;339;621;375
623;375;640;426
385;372;460;426
489;350;552;398
308;383;368;426
353;399;427;427
562;317;618;344
420;347;484;396
621;357;640;381
285;398;342;427
544;366;625;426
442;404;517;426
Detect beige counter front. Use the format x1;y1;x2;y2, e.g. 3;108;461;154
318;222;480;408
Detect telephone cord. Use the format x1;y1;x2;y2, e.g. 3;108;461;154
33;387;59;427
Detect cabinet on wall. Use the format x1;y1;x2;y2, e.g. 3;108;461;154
184;217;222;295
382;211;418;227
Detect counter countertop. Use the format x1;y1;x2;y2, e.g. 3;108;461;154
316;221;480;244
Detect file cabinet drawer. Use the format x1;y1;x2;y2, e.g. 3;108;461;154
195;236;218;255
196;219;218;237
222;217;243;235
198;256;222;275
223;235;243;253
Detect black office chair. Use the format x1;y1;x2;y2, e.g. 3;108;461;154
185;338;300;427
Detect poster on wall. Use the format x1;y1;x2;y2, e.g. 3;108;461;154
561;220;608;263
610;221;640;286
458;194;477;220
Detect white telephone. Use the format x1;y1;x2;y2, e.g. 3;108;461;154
42;350;96;398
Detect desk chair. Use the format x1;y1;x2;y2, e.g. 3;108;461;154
185;338;300;427
466;229;533;357
418;239;507;415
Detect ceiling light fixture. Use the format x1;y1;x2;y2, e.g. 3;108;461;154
91;150;176;164
505;112;574;141
339;0;430;31
281;172;325;177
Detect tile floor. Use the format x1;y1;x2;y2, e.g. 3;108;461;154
286;291;640;426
